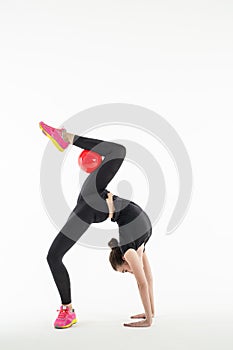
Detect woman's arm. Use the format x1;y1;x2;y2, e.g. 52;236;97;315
130;252;155;319
142;252;155;316
123;249;152;326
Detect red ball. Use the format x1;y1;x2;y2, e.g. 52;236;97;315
78;150;102;173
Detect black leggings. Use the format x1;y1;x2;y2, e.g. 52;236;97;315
46;134;126;305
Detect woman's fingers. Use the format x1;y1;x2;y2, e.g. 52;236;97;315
123;320;152;327
130;313;146;319
124;322;140;327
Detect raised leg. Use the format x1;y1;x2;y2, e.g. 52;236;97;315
71;134;126;198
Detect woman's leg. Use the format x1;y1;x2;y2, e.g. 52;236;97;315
68;132;126;197
47;131;126;305
47;209;91;307
47;232;76;308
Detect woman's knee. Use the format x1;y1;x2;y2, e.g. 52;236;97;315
46;232;74;267
46;249;62;267
116;144;126;158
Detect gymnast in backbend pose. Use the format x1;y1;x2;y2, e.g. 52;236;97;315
39;121;155;329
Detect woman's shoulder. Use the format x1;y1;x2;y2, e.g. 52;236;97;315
121;241;145;256
122;242;145;260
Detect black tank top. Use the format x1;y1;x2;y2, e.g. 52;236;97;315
111;196;152;255
76;189;152;255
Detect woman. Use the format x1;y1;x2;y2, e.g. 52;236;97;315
39;121;155;329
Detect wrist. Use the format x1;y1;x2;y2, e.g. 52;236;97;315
146;314;153;322
146;317;153;325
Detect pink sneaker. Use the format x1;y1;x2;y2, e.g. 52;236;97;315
54;305;78;329
39;121;69;152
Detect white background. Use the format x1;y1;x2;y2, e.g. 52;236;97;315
0;1;232;349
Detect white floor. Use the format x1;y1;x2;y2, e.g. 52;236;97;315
1;311;232;350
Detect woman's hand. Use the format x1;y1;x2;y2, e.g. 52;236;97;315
123;318;152;327
130;312;154;319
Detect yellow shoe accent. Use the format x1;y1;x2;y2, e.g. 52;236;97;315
39;124;65;152
55;318;78;329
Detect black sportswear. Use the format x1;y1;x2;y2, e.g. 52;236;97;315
46;134;152;304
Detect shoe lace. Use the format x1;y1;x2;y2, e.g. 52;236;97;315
56;308;69;318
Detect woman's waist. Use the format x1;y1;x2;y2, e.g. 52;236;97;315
85;190;143;223
110;196;147;225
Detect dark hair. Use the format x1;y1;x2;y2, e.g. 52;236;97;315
108;238;124;271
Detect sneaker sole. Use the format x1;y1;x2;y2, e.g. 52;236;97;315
39;123;66;152
54;318;77;329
